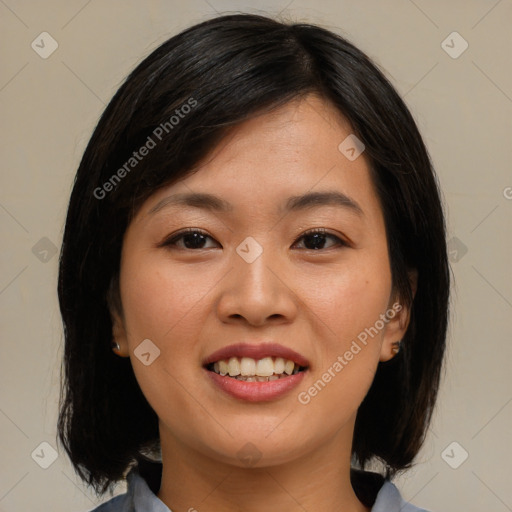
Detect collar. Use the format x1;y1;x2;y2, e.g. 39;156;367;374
124;459;428;512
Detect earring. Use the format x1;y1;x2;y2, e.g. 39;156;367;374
391;340;401;354
111;341;120;351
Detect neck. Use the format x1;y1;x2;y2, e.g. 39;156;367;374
156;422;371;512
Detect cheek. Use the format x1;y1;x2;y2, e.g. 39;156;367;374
118;250;209;397
333;270;391;342
118;251;215;431
296;249;391;415
295;280;391;436
303;248;392;352
119;252;217;346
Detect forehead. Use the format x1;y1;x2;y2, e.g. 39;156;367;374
136;94;381;223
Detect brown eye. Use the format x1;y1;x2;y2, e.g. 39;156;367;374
162;229;219;250
293;229;347;250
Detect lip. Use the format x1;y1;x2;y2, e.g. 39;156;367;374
205;367;307;402
202;342;310;367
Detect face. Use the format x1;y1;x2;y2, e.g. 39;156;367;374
112;94;411;468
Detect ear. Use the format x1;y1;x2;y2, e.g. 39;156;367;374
380;269;418;362
111;309;130;358
107;276;130;358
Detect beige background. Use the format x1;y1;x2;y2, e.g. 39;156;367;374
1;1;511;511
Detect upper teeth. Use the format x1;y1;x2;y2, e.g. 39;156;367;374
212;356;300;377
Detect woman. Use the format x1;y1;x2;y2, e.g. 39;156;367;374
57;13;450;512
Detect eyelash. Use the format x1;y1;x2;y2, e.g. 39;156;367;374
160;227;348;251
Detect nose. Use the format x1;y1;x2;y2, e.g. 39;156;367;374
216;244;298;327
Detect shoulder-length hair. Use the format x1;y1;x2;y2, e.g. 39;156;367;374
57;13;450;495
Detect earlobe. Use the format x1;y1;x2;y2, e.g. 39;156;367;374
111;340;121;352
107;275;130;357
380;270;417;362
379;339;402;362
379;301;410;362
110;311;130;358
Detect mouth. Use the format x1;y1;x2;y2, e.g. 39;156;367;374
205;356;308;382
202;343;310;401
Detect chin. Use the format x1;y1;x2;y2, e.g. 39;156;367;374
201;428;312;469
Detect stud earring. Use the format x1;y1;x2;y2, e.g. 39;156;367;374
391;340;401;354
111;341;120;351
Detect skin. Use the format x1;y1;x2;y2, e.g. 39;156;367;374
111;93;416;512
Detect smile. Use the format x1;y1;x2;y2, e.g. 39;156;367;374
206;356;306;382
203;342;310;401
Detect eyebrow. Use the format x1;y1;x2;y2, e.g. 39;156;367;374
148;191;364;217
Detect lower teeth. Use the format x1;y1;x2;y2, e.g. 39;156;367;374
217;372;302;381
234;374;284;382
208;365;304;381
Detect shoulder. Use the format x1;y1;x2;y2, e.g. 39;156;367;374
83;466;169;512
83;470;137;512
372;480;432;512
351;469;432;511
85;493;132;512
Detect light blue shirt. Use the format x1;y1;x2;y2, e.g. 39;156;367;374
88;467;430;512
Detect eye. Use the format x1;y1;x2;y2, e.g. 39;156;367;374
292;228;347;251
160;227;348;251
161;228;219;250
